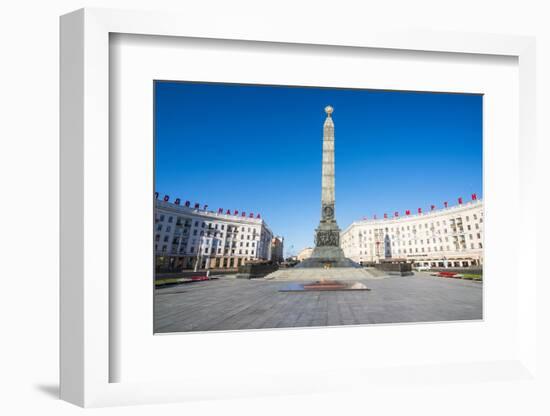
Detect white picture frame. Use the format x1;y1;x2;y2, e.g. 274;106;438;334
60;8;537;407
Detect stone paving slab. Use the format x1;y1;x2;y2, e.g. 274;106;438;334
154;274;482;333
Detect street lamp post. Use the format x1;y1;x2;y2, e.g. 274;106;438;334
194;236;203;272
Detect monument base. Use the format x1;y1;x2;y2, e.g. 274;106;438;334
295;246;359;268
264;267;384;281
295;257;359;268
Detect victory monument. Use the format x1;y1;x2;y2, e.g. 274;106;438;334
296;105;357;268
265;106;372;281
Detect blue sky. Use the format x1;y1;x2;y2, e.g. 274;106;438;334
155;81;482;256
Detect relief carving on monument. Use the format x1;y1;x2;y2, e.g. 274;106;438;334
315;229;340;247
322;203;335;221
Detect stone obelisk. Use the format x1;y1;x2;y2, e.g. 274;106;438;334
297;106;356;268
321;105;336;227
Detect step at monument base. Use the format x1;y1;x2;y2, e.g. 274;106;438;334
264;267;387;281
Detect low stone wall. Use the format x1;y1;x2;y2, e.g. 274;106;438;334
236;262;279;279
374;262;413;276
429;267;482;275
155;269;237;280
155;271;209;280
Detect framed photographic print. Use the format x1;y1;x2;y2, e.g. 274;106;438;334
60;8;538;407
152;81;484;334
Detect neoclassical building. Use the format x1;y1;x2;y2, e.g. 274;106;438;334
270;236;285;263
341;198;483;268
297;247;314;262
155;198;274;272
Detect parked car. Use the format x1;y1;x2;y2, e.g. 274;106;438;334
415;265;431;272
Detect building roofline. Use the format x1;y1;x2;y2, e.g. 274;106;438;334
156;199;273;234
341;199;483;234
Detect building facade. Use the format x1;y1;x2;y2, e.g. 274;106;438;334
270;236;284;263
341;199;484;268
155;199;274;272
297;247;314;262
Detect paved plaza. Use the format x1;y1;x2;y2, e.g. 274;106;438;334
154;273;482;333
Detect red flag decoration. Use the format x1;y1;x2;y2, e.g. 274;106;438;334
241;212;246;217
405;210;411;216
394;211;399;217
175;198;181;205
185;200;190;207
218;208;223;214
194;203;200;209
458;197;463;204
163;195;169;202
234;210;239;215
256;213;261;219
249;213;254;218
431;205;435;211
418;207;422;214
444;201;448;208
226;209;231;215
471;193;477;200
383;213;387;219
154;192;159;199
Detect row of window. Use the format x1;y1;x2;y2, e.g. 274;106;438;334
355;213;483;234
156;224;260;240
415;261;475;268
155;234;258;247
353;223;482;240
155;244;256;256
156;214;258;234
347;232;483;248
357;242;483;256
